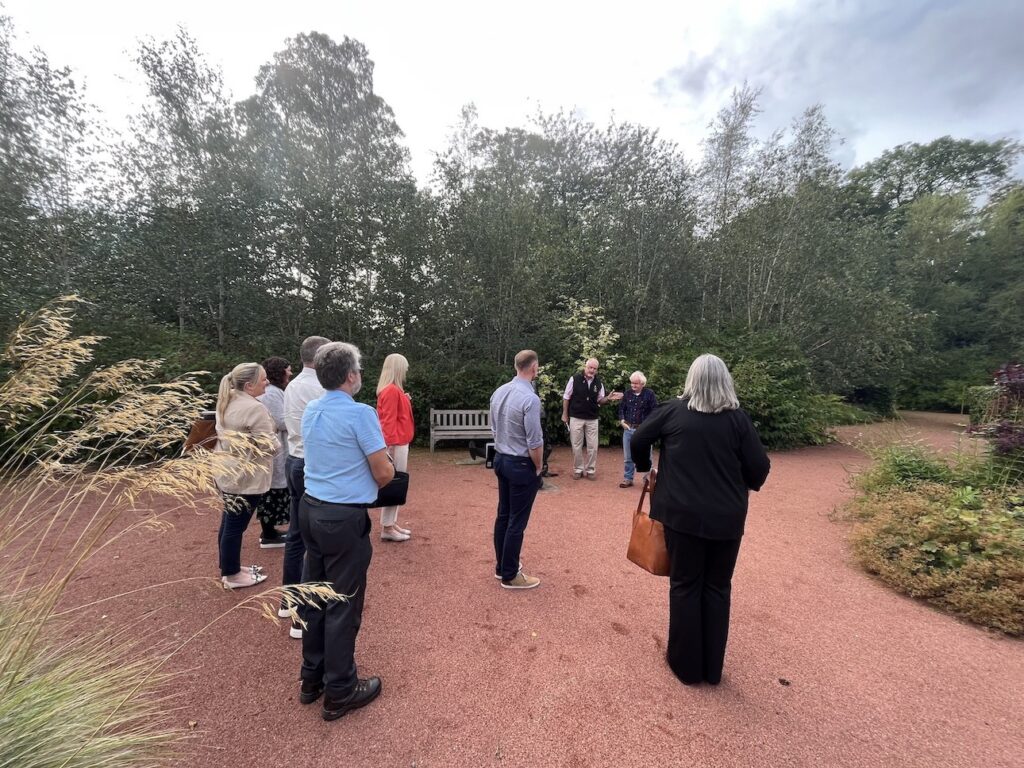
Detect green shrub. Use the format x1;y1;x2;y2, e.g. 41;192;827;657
896;347;1001;412
851;482;1024;635
816;395;875;426
965;385;1000;425
847;385;896;415
858;444;955;492
731;359;833;448
624;330;852;450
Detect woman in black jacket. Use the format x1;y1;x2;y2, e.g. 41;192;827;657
631;354;770;686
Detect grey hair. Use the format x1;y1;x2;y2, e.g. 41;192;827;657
299;335;331;366
314;342;361;390
683;354;739;414
629;370;647;386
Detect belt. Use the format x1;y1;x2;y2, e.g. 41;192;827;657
303;493;371;508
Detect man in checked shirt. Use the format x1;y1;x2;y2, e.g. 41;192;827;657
617;370;658;488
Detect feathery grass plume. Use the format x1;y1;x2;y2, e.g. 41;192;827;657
0;297;344;766
0;296;104;429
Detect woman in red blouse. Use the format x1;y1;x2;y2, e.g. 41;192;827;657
375;353;415;541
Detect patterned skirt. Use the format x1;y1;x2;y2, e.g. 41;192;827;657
255;487;290;526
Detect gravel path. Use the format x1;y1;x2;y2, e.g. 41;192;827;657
62;413;1022;767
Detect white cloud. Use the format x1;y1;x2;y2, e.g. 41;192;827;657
3;0;1019;183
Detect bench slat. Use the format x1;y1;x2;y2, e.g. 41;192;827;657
430;408;492;452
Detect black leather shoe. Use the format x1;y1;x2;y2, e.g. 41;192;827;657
299;679;324;705
321;676;382;721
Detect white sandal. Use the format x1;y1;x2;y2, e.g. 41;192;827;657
222;565;267;589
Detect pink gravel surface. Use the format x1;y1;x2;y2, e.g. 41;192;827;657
60;413;1022;767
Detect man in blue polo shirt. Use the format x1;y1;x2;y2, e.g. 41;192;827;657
490;349;545;590
297;341;394;721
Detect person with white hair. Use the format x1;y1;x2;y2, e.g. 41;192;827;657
630;354;770;687
617;370;658;488
560;357;623;480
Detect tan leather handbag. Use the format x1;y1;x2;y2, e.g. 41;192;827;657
182;411;217;454
626;469;670;576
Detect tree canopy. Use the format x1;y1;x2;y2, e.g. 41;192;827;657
1;18;1021;439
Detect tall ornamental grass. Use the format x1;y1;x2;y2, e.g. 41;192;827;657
0;297;335;767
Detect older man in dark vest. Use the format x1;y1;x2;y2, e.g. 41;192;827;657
560;357;622;480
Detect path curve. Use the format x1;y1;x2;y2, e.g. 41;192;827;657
62;412;1022;767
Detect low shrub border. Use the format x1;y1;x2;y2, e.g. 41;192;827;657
849;445;1024;635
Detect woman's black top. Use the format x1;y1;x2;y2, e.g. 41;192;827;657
630;397;770;540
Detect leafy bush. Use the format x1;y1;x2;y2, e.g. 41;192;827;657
816;395;875;426
851;482;1024;635
847;384;896;415
896;347;1003;412
623;329;866;449
857;444;955;492
967;362;1024;482
965;385;1000;425
731;359;834;448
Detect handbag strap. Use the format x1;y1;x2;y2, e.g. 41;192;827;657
635;468;658;514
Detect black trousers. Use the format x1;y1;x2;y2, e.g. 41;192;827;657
663;528;742;685
282;456;307;589
298;494;373;699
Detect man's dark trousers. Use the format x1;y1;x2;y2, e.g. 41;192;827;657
282;455;306;589
298;494;372;699
493;453;541;581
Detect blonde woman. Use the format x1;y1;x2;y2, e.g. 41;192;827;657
375;353;414;541
214;362;278;588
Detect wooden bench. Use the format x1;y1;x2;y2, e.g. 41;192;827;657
429;408;492;452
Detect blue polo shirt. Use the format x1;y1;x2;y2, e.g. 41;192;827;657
302;390;387;504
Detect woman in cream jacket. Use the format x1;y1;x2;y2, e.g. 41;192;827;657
214;362;278;588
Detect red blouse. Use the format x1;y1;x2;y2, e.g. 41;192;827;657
376;383;415;446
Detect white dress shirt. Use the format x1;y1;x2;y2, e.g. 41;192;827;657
283;367;325;458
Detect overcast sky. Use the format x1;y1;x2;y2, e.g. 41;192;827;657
3;0;1021;185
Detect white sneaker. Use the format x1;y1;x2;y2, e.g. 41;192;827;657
381;529;410;542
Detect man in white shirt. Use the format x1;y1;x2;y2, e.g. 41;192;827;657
279;335;330;637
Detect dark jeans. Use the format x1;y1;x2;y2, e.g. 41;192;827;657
282;456;306;589
663;528;743;685
217;493;263;576
298;494;373;699
493;453;542;581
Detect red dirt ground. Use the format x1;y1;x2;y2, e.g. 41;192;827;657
60;412;1022;767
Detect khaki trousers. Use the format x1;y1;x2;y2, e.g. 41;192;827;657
569;417;599;476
